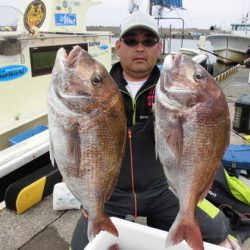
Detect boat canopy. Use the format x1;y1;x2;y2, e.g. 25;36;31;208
151;0;183;8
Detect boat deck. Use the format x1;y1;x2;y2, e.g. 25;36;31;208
0;65;250;250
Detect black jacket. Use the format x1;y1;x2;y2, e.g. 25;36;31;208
110;62;167;192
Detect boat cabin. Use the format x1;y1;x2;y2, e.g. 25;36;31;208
231;20;250;36
0;0;112;150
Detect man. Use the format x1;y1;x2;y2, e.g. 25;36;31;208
70;11;240;250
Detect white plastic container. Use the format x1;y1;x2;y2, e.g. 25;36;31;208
53;182;81;210
84;217;227;250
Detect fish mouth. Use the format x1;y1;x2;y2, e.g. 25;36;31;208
160;53;189;92
58;91;92;100
167;86;196;94
162;53;183;72
173;53;183;67
53;47;93;100
160;54;178;90
158;53;198;108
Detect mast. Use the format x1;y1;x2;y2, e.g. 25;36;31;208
149;0;153;15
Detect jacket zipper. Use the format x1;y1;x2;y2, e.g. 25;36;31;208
128;129;138;219
120;84;156;220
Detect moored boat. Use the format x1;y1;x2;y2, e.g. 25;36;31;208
206;14;250;65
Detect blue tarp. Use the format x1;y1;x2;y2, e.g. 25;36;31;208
151;0;183;8
222;144;250;177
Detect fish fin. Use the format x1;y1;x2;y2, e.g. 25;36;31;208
87;215;118;241
152;103;155;114
81;210;88;219
155;145;158;160
65;122;81;176
168;113;184;168
199;172;216;201
48;130;55;166
166;214;204;250
153;102;158;160
154;118;159;160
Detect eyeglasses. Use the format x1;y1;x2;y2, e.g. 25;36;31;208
121;38;159;47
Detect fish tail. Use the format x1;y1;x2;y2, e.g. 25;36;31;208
87;215;118;241
166;214;204;250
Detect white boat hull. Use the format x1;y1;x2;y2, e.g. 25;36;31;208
206;34;250;64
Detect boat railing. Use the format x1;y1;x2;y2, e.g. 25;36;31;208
155;17;185;50
0;129;49;178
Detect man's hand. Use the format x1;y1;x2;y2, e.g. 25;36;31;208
108;243;119;250
219;237;241;250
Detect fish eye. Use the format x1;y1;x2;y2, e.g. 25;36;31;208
91;73;102;86
193;72;204;82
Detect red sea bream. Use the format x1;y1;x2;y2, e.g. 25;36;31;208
154;54;230;250
48;46;126;241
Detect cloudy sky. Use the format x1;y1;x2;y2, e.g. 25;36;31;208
87;0;250;30
0;0;249;30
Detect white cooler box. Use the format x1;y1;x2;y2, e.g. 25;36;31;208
84;217;227;250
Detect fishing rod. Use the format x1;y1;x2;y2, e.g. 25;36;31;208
198;47;244;65
231;129;250;143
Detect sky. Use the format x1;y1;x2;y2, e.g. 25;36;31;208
0;0;249;30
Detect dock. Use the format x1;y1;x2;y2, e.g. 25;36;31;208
0;65;250;250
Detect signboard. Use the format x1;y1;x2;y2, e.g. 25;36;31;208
0;65;28;82
55;14;77;26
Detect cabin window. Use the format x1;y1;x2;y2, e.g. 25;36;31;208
0;39;21;56
241;25;246;31
232;24;250;32
30;43;88;77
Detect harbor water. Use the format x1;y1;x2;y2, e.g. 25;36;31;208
163;38;234;76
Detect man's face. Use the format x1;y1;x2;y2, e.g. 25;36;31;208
115;29;162;80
